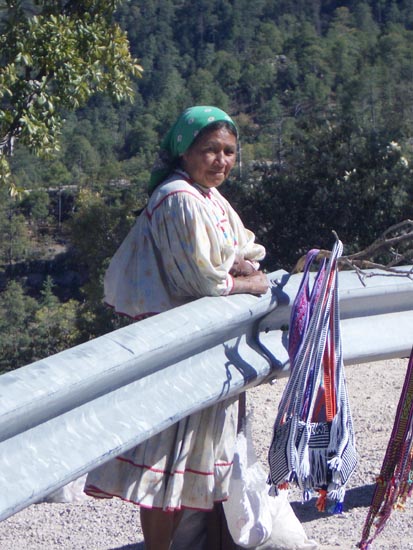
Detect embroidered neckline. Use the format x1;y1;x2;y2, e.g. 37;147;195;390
173;169;212;197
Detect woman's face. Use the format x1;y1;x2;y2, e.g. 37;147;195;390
181;127;237;188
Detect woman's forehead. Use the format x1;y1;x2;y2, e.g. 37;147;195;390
192;127;237;147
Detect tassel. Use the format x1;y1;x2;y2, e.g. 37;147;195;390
328;485;345;503
311;449;330;487
316;489;327;511
303;489;312;502
278;481;289;491
376;475;386;486
328;455;342;472
297;429;311;480
332;501;344;514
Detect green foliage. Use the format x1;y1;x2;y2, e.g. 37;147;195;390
228;123;413;270
0;280;37;372
0;277;79;373
0;0;142;190
3;0;413;371
20;189;50;222
0;197;31;266
68;188;140;338
31;276;80;361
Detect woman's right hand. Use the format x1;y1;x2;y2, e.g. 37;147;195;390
230;270;269;296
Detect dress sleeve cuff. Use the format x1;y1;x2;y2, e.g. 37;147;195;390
223;274;234;295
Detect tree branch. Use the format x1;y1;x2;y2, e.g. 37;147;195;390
291;220;413;285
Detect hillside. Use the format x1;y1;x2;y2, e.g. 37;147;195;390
1;0;413;370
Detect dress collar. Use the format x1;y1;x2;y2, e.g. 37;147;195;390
173;169;212;197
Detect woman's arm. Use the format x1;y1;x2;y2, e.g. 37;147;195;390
152;188;269;298
230;270;269;295
229;253;269;295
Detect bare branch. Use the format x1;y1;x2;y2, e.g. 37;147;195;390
291;220;413;283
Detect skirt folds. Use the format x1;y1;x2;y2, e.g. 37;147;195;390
84;396;239;511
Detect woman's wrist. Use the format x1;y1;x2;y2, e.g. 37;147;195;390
230;271;269;296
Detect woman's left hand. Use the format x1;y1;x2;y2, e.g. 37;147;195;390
230;255;256;277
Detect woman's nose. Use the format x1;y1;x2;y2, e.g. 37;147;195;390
215;151;225;165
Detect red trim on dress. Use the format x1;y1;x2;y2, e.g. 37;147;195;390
84;485;229;512
115;455;233;476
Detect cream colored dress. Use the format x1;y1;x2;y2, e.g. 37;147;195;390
84;171;265;511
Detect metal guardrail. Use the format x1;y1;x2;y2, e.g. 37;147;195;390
258;267;413;367
0;267;412;521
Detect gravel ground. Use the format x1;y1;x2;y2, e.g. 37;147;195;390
0;358;412;550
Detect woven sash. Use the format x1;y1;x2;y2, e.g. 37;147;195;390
359;348;413;549
268;239;357;512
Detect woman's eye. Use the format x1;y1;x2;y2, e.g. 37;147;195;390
201;145;235;156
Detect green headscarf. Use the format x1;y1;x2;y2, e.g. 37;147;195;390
148;106;238;194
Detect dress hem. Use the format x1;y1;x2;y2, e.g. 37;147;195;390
116;455;233;476
84;485;228;512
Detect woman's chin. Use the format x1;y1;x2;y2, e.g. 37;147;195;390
203;175;226;188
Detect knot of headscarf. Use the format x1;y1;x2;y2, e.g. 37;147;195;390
148;106;238;194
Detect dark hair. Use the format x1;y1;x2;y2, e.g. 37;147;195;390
190;120;237;148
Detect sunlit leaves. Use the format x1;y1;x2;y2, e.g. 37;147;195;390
0;1;143;189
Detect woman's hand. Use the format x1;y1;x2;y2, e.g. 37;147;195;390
230;255;256;276
230;270;269;296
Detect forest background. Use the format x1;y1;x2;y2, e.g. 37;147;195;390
1;0;413;373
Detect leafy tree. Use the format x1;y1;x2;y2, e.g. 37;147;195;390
68;188;140;338
0;0;142;191
209;50;242;96
227;122;413;271
123;114;159;160
0;207;30;267
40;159;72;189
0;277;81;372
64;135;101;185
0;280;37;372
186;68;230;109
30;276;80;361
20;189;50;223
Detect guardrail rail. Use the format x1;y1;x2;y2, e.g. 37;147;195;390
0;267;412;521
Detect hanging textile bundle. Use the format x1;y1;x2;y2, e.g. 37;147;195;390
359;347;413;549
268;238;358;513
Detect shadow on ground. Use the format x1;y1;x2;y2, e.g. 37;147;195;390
291;483;375;523
109;485;375;547
110;543;144;550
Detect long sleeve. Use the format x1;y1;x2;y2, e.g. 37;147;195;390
103;176;266;318
149;187;236;298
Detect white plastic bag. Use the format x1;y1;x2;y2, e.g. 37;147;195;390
42;475;89;503
256;490;318;550
223;417;272;548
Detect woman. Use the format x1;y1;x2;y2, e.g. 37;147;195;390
84;106;269;550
